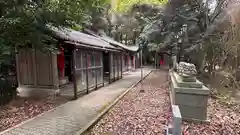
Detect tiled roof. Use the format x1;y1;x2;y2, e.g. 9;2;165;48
100;36;139;52
84;29;139;52
50;27;118;50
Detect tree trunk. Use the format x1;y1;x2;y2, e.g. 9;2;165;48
125;34;128;45
120;33;123;43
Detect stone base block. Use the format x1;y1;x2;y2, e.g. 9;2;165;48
183;117;210;124
17;86;60;98
175;93;208;107
173;72;203;88
181;75;197;82
59;77;69;85
170;71;210;122
178;105;207;120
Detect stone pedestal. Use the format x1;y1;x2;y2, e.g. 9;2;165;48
17;86;60;98
170;71;210;122
59;77;69;85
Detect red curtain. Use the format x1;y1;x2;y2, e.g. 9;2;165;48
160;59;164;65
57;47;65;78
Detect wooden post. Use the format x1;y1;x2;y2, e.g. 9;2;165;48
102;52;104;86
133;55;136;70
140;48;144;92
86;52;89;94
109;52;111;83
155;52;157;69
32;49;37;86
118;54;120;79
72;47;77;100
52;51;60;90
95;52;98;89
121;53;123;78
113;53;115;81
15;49;21;87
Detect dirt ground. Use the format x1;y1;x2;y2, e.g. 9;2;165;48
183;71;240;135
182;97;240;135
86;69;240;135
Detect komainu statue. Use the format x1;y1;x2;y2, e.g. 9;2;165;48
177;62;197;77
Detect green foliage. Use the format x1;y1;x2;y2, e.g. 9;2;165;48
0;53;17;105
137;0;228;67
0;0;106;104
112;0;167;13
0;0;109;66
0;0;106;52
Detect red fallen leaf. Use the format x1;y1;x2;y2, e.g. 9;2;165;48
0;96;67;132
88;71;172;135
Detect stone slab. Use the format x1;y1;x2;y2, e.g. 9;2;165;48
170;72;209;95
172;105;181;119
183;117;210;124
175;93;208;107
178;105;207;121
17;87;60;98
165;125;173;135
172;105;181;135
59;77;69;85
174;85;210;95
173;72;203;88
179;73;197;82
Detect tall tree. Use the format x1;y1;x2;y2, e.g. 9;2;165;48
0;0;106;53
136;0;229;72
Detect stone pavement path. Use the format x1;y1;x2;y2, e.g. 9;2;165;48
1;68;151;135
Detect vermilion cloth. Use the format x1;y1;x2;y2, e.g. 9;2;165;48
58;47;65;70
160;59;164;65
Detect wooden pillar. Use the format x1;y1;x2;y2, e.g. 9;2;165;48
109;52;111;83
95;51;98;89
86;52;89;94
52;52;60;90
32;49;37;86
102;51;105;86
122;54;125;72
72;47;77;99
113;53;115;81
133;55;136;70
155;52;157;69
121;53;123;78
128;54;131;71
16;50;21;87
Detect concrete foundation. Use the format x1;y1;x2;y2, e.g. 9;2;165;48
170;71;210;122
17;86;60;98
59;77;69;85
